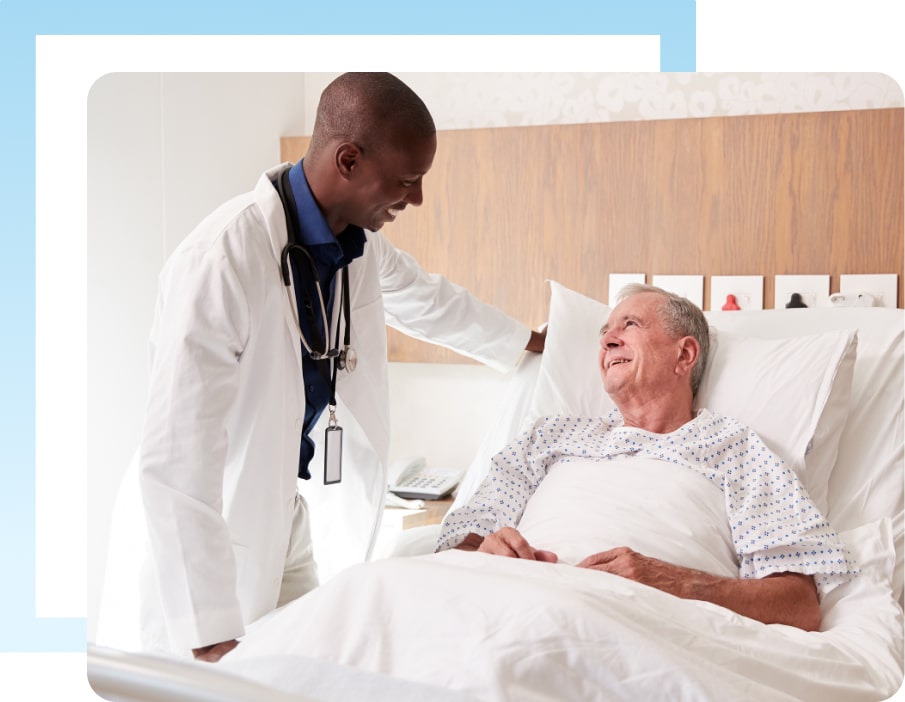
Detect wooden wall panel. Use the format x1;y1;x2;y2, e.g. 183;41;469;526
281;107;904;363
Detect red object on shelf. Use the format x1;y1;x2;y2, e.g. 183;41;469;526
721;294;741;311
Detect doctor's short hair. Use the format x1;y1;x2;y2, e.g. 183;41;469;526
309;72;436;159
615;283;711;396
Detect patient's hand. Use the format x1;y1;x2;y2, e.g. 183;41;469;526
477;527;558;562
576;547;685;595
575;547;821;630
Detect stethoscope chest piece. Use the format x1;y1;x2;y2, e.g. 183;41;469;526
337;346;357;373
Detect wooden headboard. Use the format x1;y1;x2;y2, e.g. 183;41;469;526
282;107;904;363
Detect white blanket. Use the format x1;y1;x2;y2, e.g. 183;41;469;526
223;534;902;702
516;455;739;578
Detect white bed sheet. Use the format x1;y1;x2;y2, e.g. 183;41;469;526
225;531;902;702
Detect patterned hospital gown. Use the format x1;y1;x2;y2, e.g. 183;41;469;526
437;408;855;595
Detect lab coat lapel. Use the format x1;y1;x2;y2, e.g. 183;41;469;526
257;165;304;377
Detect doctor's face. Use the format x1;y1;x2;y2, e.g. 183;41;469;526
598;293;685;401
344;132;437;232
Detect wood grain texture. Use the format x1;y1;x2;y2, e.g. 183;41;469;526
281;107;904;363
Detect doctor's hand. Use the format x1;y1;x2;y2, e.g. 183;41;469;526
192;638;239;662
474;527;558;562
525;328;547;353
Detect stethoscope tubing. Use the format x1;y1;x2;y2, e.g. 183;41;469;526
275;166;353;372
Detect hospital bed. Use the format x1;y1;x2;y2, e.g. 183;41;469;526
91;103;903;701
87;641;474;701
90;281;904;701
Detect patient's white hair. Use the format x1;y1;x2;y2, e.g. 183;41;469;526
616;283;711;396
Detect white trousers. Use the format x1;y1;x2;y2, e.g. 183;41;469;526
277;492;320;607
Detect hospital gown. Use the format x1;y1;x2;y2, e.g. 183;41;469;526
437;408;855;596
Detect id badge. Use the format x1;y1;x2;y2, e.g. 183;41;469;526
324;425;343;485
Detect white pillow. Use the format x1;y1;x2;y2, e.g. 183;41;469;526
820;517;899;629
527;282;615;421
531;281;857;514
698;327;856;514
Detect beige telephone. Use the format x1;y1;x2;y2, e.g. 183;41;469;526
388;456;460;500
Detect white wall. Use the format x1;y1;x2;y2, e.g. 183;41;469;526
303;72;902;129
87;72;902;640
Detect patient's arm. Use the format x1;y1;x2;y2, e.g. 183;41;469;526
455;527;558;563
576;547;820;631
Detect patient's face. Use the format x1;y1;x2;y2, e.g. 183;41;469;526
598;293;683;401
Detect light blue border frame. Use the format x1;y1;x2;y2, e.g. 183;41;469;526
0;0;695;652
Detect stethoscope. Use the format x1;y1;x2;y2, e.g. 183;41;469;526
274;166;356;375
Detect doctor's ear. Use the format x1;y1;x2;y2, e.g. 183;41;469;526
335;142;363;179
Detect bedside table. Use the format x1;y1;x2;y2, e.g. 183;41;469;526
387;496;454;530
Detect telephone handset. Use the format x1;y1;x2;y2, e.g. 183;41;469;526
388;456;460;500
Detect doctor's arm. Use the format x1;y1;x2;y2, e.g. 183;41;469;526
576;547;821;631
370;230;543;368
139;252;251;658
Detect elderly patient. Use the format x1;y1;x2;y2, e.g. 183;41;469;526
437;284;855;631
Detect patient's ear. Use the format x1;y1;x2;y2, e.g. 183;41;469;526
675;336;700;379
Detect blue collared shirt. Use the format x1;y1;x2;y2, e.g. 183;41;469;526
283;161;366;479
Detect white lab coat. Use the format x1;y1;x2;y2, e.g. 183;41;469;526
96;165;529;655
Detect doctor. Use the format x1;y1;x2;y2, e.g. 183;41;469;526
97;72;544;662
